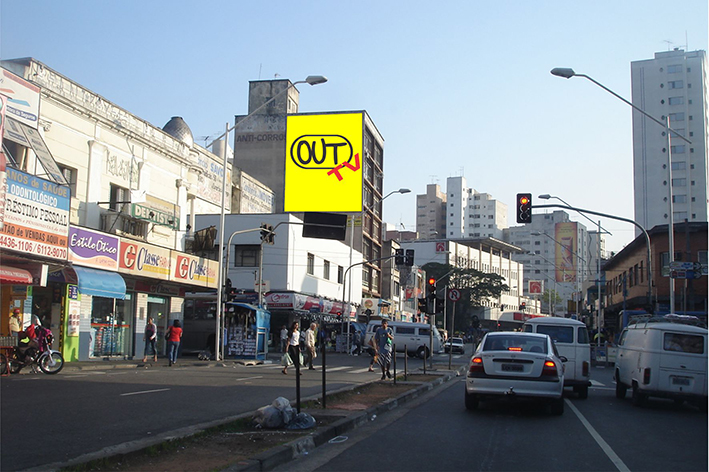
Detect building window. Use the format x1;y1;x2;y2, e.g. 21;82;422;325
668;96;684;105
671;178;686;187
668;80;683;89
109;184;129;212
58;165;78;198
671;162;686;171
670;145;685;153
338;265;344;284
673;211;688;220
307;253;315;275
668;113;685;122
323;260;330;280
699;251;708;265
234;245;260;267
667;64;682;73
672;195;687;204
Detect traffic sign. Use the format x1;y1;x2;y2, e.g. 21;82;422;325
669;261;701;271
670;270;703;279
448;289;461;302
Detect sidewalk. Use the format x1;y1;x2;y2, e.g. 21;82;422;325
60;353;279;371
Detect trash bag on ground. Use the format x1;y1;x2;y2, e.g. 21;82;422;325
286;412;316;430
253;405;284;429
272;397;290;410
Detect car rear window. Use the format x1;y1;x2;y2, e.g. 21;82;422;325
663;333;705;354
577;326;590;344
536;325;574;344
483;335;548;354
419;328;431;336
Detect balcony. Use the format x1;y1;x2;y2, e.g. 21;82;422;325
101;210;148;240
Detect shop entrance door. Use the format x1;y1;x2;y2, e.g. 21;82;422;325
148;296;169;354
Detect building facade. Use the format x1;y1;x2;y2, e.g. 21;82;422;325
445;176;508;240
416;183;446;239
0;59;270;361
630;49;708;233
505;211;597;316
230;79;387;304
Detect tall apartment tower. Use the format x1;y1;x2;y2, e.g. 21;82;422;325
416;184;446;239
446;176;508;240
630;49;708;233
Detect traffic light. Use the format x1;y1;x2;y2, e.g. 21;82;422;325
427;277;436;297
418;298;428;313
260;224;275;244
405;249;414;266
435;297;445;314
395;248;405;265
516;193;532;224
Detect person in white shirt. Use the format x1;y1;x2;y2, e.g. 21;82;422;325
282;321;302;375
304;323;317;370
280;325;288;353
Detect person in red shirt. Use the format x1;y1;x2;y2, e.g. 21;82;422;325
166;320;183;366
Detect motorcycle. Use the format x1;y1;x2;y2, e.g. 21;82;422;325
0;327;64;375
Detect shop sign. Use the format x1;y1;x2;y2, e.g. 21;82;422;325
0;168;69;260
130;203;178;230
66;284;81;337
68;226;119;270
119;240;170;280
0;69;40;127
190;155;231;209
239;173;275;214
133;280;184;297
321;299;345;315
170;253;218;288
265;292;294;309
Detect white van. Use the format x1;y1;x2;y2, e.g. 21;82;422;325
364;320;443;359
614;319;707;408
523;317;592;398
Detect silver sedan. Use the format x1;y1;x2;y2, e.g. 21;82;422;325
465;332;566;415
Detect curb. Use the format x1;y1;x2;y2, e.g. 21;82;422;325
224;366;465;471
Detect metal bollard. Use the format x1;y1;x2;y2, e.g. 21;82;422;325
404;344;408;381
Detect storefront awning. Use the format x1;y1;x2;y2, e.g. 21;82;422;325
0;265;33;284
73;266;126;300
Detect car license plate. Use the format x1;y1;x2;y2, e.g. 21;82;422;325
502;363;523;372
672;376;691;386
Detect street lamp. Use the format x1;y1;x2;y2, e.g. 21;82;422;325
209;75;328;360
551;67;691;315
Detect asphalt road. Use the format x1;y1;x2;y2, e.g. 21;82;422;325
2;350;439;471
275;366;708;472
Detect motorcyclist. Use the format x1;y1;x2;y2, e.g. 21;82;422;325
17;316;42;361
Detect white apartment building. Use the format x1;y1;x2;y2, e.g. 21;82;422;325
445;176;507;240
630;49;708;233
505;211;598;316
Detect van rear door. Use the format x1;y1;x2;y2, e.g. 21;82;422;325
659;331;708;395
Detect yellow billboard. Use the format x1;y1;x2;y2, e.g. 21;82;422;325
284;113;363;212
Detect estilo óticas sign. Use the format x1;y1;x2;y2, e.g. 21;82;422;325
68;226;119;270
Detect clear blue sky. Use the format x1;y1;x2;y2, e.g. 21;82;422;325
2;0;706;253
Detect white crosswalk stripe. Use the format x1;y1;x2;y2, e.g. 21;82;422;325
590;380;605;387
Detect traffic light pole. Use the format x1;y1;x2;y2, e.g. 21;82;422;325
533;204;654;312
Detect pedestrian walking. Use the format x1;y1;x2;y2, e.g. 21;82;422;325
166;319;183;367
374;319;394;380
280;325;288;353
142;317;158;362
304;322;317;370
282;321;302;375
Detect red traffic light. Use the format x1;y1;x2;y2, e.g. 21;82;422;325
519;196;529;205
428;277;436;286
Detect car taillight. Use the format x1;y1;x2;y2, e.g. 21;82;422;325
541;359;558;379
508;347;522;351
582;361;589;377
643;367;651;385
469;357;484;374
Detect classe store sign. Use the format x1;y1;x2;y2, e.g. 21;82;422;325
170;253;218;288
119;240;171;280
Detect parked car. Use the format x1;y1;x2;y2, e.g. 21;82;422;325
614;317;707;408
465;332;566;415
444;337;465;354
523;317;591;399
364;320;443;359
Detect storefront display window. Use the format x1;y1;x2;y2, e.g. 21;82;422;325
90;294;134;357
148;295;169;353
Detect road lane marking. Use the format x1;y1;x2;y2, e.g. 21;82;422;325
566;399;630;472
235;376;263;382
591;380;605;386
325;366;352;372
120;388;170;396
